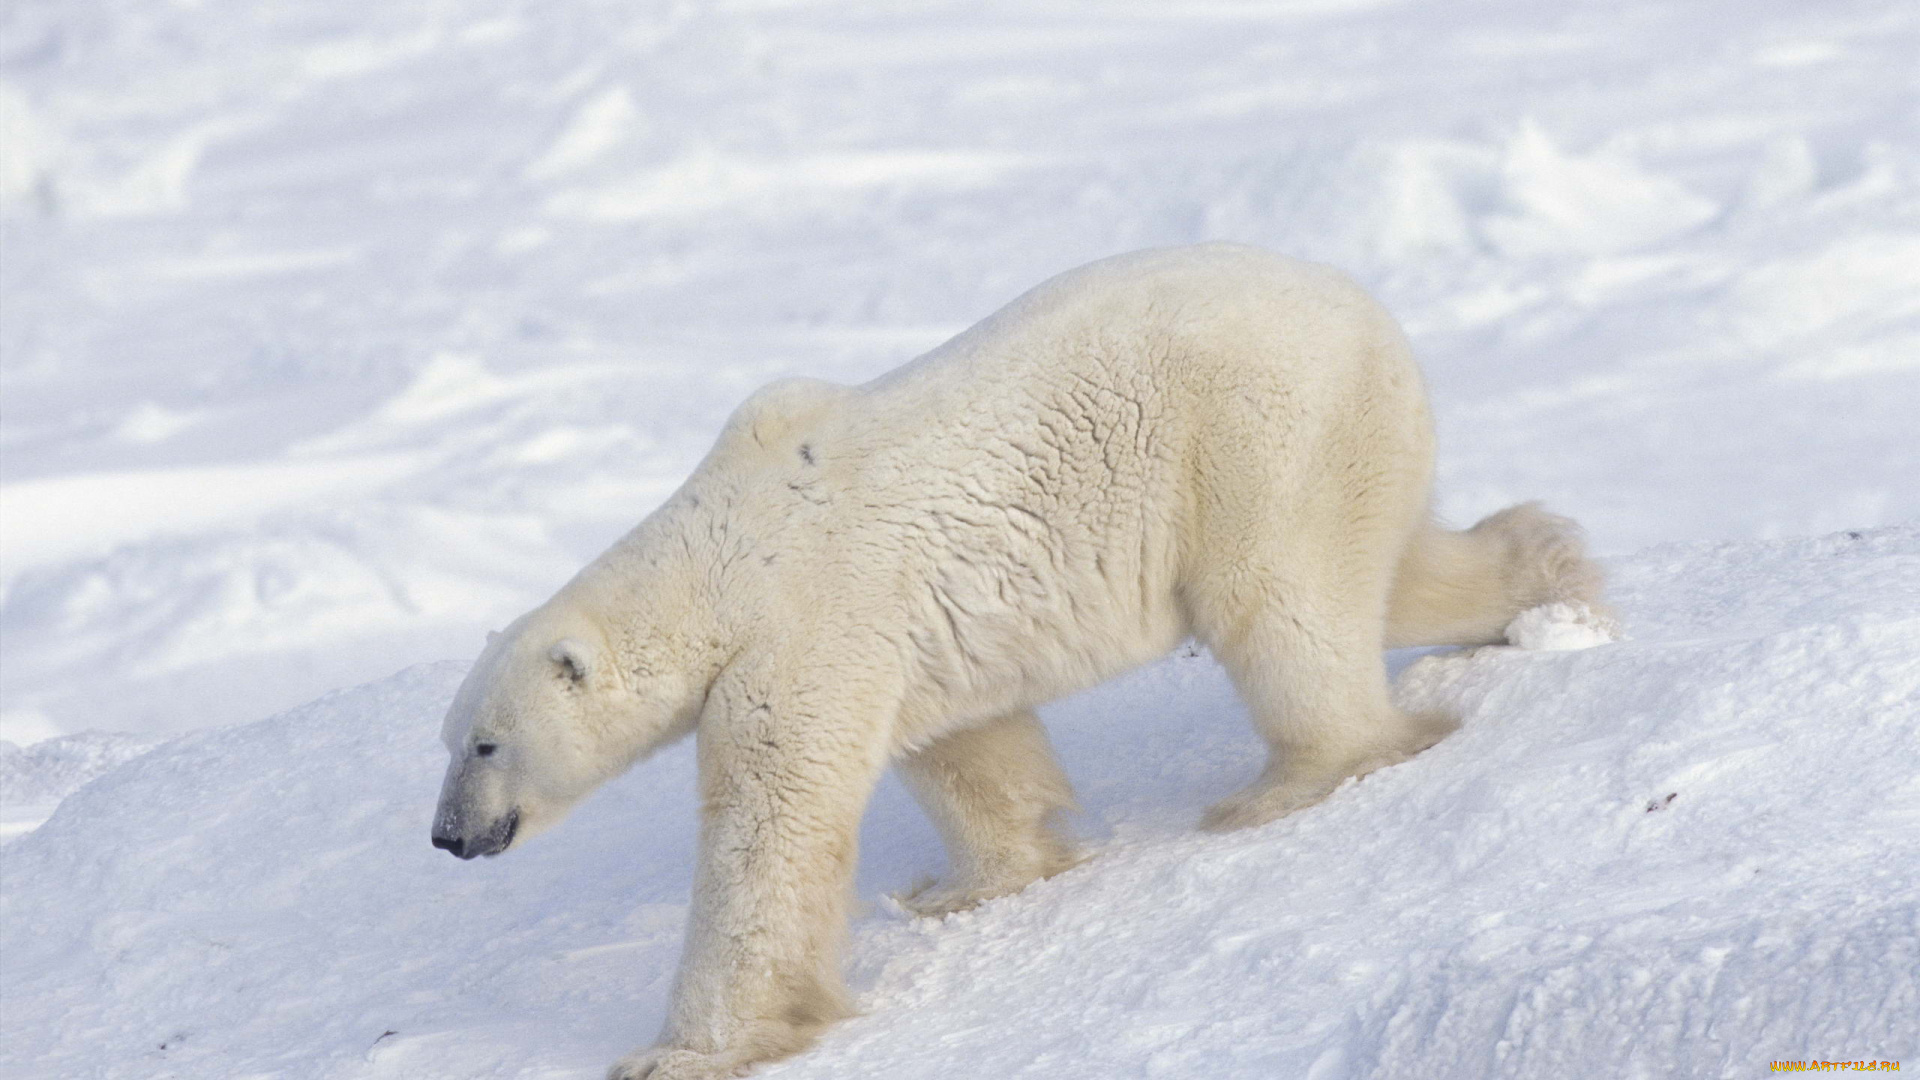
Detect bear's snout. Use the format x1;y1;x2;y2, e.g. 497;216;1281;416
431;808;519;860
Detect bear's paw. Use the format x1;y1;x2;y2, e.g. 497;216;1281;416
607;1047;742;1080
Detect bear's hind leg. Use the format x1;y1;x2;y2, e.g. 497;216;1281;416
896;709;1081;916
1387;502;1611;648
1194;570;1456;832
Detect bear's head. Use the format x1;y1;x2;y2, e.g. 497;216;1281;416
430;604;702;859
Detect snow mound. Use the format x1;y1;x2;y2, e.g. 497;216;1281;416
0;730;165;840
0;731;163;806
3;529;1915;1079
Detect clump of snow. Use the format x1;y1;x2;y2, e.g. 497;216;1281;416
3;530;1914;1078
1503;601;1620;651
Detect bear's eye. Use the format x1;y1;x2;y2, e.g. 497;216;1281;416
474;742;498;758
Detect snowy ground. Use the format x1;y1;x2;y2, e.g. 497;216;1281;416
4;531;1916;1079
3;0;1917;1077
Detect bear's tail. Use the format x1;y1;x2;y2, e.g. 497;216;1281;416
1385;502;1609;648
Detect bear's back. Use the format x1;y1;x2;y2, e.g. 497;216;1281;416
835;243;1414;509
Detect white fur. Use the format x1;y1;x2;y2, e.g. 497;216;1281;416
430;243;1609;1079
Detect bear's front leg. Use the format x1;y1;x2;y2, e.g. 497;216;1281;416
611;676;888;1080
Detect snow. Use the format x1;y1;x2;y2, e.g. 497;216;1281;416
3;530;1915;1078
0;730;160;840
3;0;1918;1075
1501;601;1619;652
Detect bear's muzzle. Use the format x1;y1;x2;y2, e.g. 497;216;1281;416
431;807;519;860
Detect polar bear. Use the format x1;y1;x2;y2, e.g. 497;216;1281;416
430;243;1608;1079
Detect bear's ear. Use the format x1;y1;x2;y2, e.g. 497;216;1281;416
548;639;594;685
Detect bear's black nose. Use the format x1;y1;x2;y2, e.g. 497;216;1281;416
432;833;465;858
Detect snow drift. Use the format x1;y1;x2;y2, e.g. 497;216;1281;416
4;528;1914;1079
